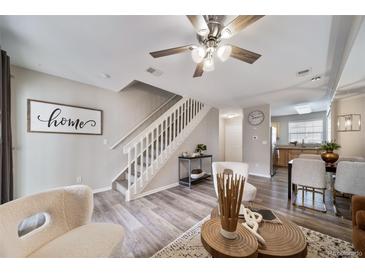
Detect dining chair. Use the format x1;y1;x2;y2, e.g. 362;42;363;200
338;156;365;162
299;154;321;160
333;161;365;215
212;162;257;202
292;158;327;212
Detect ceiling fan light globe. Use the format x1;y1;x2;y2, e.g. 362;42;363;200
191;47;206;63
203;58;215;72
221;28;232;39
217;45;232;62
198;28;209;36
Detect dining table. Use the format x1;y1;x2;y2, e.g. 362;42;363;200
287;159;337;200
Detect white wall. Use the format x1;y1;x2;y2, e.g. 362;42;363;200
11;66;174;197
218;115;225;161
271;111;327;145
332;95;365;158
224;116;243;161
242;104;271;177
142;108;219;192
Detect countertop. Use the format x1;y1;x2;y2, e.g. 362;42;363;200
275;145;321;150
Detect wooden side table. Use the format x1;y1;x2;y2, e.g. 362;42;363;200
201;217;258;258
210;207;307;258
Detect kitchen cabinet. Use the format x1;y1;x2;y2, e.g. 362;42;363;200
274;147;321;167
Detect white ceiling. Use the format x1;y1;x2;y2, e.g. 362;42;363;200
0;15;362;115
336;19;365;99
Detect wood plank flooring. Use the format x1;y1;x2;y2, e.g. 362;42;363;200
92;168;353;258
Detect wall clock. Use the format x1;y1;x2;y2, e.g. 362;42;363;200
248;110;265;126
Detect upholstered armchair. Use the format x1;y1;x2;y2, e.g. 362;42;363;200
352;195;365;258
0;185;124;258
212;162;257;202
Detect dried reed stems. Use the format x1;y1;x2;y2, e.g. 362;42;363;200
217;173;245;233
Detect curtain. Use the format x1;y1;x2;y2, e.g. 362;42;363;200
0;49;13;204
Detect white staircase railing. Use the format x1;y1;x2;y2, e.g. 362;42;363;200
110;95;179;150
121;97;210;201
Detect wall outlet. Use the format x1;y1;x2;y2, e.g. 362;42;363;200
76;176;82;184
103;139;108;145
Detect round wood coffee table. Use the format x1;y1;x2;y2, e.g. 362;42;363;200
211;207;307;258
201;217;258;258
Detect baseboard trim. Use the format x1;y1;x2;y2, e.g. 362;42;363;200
248;172;271;179
132;182;179;200
93;186;112;194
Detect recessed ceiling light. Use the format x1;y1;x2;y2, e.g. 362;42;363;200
295;105;312;114
224;113;240;119
311;75;321;81
101;73;111;79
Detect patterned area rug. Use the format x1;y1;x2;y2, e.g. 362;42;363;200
152;217;359;258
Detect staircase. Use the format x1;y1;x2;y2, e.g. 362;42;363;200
112;97;210;201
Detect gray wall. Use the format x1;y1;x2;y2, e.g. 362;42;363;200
11;66;174;197
332;95;365;157
271;111;327;145
143;108;220;192
242;104;271;177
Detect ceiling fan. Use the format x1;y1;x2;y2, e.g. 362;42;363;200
149;15;264;78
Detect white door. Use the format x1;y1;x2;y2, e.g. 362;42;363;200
224;117;243;161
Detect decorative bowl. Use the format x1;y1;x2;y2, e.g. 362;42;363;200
321;151;339;164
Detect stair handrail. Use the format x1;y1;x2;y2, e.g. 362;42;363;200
123;97;202;153
110;94;179;150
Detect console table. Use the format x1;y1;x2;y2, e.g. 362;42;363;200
178;154;212;188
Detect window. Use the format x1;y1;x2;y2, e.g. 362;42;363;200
327;111;331;142
288;119;323;144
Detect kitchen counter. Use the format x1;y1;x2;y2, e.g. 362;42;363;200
274;146;321;167
276;145;321;150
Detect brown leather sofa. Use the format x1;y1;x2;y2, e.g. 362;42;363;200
352;195;365;258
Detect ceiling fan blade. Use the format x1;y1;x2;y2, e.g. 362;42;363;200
186;15;209;36
229;45;261;64
193;62;204;78
150;45;193;58
222;15;264;38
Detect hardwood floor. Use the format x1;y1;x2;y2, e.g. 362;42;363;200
92;168;353;257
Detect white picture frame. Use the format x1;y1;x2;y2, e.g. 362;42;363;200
27;99;103;135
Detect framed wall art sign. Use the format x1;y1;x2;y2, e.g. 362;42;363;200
27;99;103;135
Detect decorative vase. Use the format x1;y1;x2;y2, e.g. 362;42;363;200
216;173;245;240
321;150;339;164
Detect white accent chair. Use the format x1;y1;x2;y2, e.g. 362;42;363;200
333;161;365;215
0;185;124;258
212;162;257;202
292;158;327;212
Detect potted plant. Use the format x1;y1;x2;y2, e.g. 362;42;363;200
195;144;207;155
320;141;341;163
